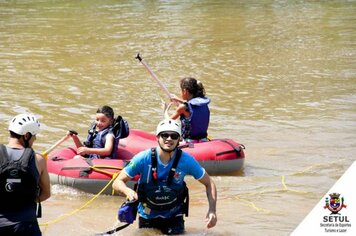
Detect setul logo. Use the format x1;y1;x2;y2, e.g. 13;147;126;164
292;163;356;235
321;192;351;233
324;192;347;214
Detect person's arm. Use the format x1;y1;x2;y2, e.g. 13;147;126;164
170;103;190;120
77;134;114;157
198;172;217;228
36;153;51;202
170;93;185;104
67;131;83;148
112;170;138;201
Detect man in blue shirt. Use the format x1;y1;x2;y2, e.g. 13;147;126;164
113;119;217;234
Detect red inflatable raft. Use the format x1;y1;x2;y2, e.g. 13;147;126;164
47;147;136;195
118;129;245;175
47;129;245;194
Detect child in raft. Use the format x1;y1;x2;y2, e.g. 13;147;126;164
67;105;117;159
170;77;211;143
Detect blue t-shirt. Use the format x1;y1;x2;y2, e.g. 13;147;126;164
124;147;205;219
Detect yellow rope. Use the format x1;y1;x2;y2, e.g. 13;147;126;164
40;160;342;226
39;170;120;228
281;175;308;194
291;159;345;176
234;195;270;213
234;175;310;213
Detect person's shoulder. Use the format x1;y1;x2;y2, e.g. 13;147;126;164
106;131;115;139
34;152;47;171
179;150;196;161
126;148;152;172
190;97;210;105
177;103;188;111
104;127;113;134
140;148;153;156
34;150;41;156
180;149;192;156
107;128;115;134
132;148;152;160
179;150;205;177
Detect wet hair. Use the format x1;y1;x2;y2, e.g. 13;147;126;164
180;77;206;98
96;105;114;120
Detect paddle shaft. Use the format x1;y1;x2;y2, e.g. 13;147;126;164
135;53;172;100
42;130;78;159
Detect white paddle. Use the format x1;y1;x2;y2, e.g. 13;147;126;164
135;53;173;100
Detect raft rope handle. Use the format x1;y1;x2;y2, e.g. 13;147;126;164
39;168;120;228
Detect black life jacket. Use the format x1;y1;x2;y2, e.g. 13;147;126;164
0;144;39;210
137;148;189;216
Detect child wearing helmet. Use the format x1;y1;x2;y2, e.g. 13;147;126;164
112;119;217;234
0;113;51;235
170;77;210;143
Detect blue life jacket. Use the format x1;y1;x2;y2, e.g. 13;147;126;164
136;148;189;215
85;127;115;159
84;116;129;159
180;97;210;140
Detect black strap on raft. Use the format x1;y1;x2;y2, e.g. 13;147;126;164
78;158;94;177
150;148;182;185
51;147;77;161
215;139;245;158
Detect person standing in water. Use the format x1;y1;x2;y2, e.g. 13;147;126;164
112;119;217;234
0;113;51;235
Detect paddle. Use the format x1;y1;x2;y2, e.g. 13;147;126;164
135;53;172;100
163;101;173;119
42;130;78;160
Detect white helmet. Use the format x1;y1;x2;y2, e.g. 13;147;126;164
156;119;182;136
9;113;41;135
